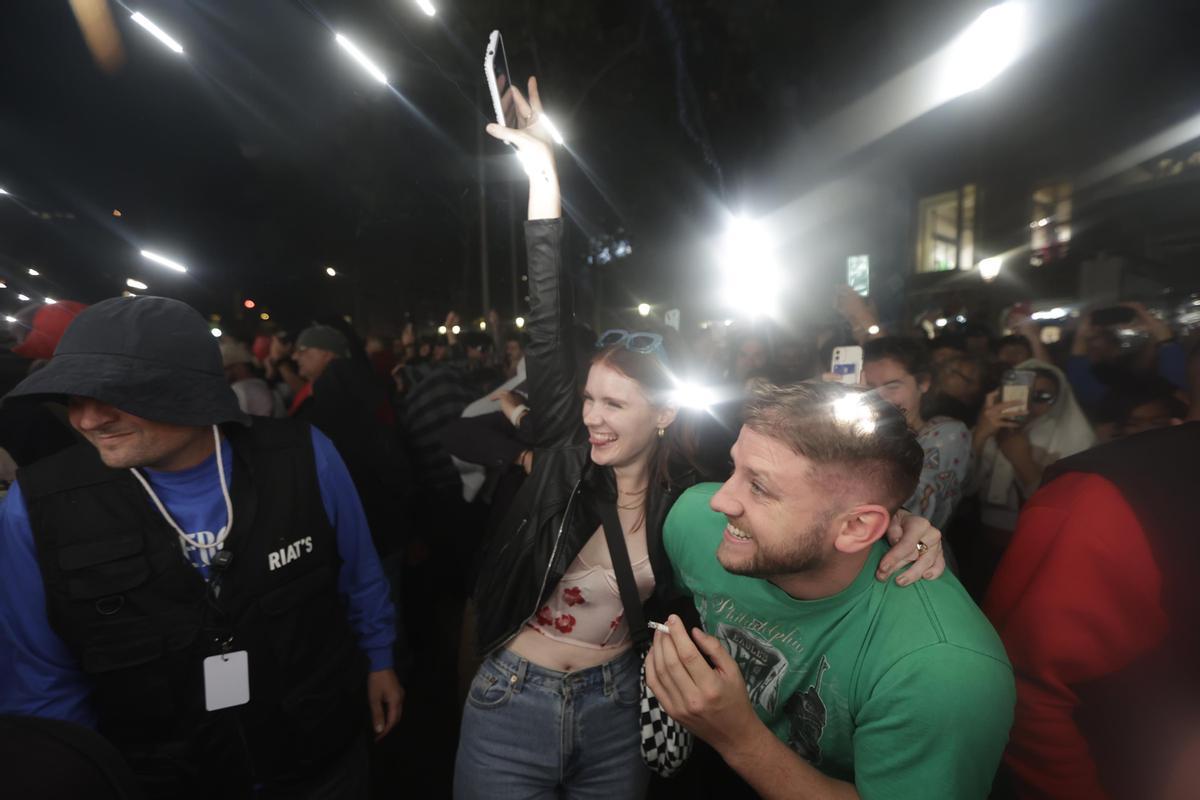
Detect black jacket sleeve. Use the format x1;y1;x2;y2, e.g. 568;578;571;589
523;219;583;448
441;411;526;468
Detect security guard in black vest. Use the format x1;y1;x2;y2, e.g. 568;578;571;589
0;296;402;799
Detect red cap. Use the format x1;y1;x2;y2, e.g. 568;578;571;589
12;301;89;361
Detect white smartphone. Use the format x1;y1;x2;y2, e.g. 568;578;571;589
484;31;518;128
831;346;864;385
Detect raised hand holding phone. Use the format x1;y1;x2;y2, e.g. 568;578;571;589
484;76;560;219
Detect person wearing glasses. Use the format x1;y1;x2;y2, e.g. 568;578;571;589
972;360;1095;547
453;76;948;800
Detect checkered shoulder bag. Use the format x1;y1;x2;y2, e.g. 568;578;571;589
599;502;694;778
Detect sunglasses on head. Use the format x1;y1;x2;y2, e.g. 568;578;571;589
1031;390;1057;405
596;329;669;366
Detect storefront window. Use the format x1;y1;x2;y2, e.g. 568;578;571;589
1030;182;1072;266
916;184;975;273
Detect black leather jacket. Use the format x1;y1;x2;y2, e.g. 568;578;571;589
473;219;695;656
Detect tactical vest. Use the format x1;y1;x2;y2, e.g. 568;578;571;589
19;418;366;798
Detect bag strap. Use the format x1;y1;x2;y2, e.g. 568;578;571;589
597;499;652;650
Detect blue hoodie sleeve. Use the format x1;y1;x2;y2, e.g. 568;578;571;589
0;482;97;727
309;427;397;672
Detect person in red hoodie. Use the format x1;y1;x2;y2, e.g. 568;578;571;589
985;421;1200;800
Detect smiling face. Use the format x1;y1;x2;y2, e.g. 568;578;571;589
862;356;929;431
67;397;213;471
708;426;839;578
581;361;675;471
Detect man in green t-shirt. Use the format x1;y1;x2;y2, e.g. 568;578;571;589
646;381;1014;799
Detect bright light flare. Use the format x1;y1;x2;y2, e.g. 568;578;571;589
1031;307;1069;321
515;316;526;329
867;324;881;336
978;256;1003;282
140;249;188;273
126;278;148;290
539;113;566;145
936;317;948;328
940;2;1027;100
211;328;223;338
335;33;388;85
717;216;783;317
832;393;877;435
637;303;651;317
44;297;57;305
479;320;487;331
325;266;337;277
260;312;270;321
437;325;447;335
0;188;9;195
671;380;719;411
130;12;184;55
414;0;437;17
4;316;16;323
27;268;39;277
16;294;29;302
451;325;461;335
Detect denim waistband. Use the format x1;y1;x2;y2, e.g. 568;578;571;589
488;647;639;695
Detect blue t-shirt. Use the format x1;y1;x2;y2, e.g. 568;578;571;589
0;427;395;728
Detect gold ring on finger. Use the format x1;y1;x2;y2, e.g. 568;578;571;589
915;541;929;555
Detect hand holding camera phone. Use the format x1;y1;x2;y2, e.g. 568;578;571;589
1000;369;1036;421
831;346;864;385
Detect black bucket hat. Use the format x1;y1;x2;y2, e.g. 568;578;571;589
6;295;249;427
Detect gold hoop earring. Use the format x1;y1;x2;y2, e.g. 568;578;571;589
657;427;665;438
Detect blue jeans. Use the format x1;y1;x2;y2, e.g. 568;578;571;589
453;648;650;800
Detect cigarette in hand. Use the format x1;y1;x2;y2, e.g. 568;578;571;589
647;621;670;634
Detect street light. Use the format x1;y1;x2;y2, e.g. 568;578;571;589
260;312;270;321
211;327;223;338
16;294;29;302
335;33;388;85
717;215;783;317
940;2;1027;99
437;325;447;335
130;11;185;55
451;324;461;335
515;316;526;329
140;249;188;273
479;320;487;331
637;303;651;317
414;0;437;17
27;268;39;277
978;256;1003;282
325;266;337;277
126;278;148;291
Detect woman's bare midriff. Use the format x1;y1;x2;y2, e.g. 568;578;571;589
507;626;634;673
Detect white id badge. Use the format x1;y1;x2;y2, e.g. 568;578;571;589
203;650;250;711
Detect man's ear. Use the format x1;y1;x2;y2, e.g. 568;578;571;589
832;505;891;554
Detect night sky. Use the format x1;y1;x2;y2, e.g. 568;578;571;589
1;0;1198;340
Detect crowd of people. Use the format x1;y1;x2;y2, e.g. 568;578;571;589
0;75;1198;800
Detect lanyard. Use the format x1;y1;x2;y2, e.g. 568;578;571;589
129;425;235;553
